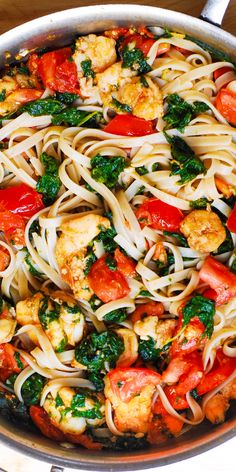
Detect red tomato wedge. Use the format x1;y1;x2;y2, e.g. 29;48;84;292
30;406;66;441
0;343;28;381
136;197;184;232
171;316;206;356
0;184;44;218
103;114;156;136
227;202;236;233
131;301;164;323
199;256;236;305
213;66;233;81
197;350;236;396
215;87;236;126
114;248;136;277
0;210;25;246
88;255;130;303
37;47;79;94
107;367;161;402
120;33;156;56
30;406;102;449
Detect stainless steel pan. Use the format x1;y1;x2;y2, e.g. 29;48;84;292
0;1;235;470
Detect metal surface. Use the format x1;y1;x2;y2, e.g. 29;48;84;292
0;1;235;470
200;0;231;26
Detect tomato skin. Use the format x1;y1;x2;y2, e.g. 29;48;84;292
136;198;184;232
227;202;236;233
120;33;155;56
0;184;44;218
30;406;66;441
108;367;161;402
213;66;232;81
103;114;156;136
199;256;236;305
0;343;28;381
171;316;206;357
38;47;79;93
114;248;136;277
215;88;236;126
131;301;164;323
196;350;236;396
0;210;25;246
174;46;190;56
88;255;130;303
164;386;189;410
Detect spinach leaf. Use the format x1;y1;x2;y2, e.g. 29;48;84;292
21;98;64;116
75;331;124;389
104;308;127;323
164;94;209;132
87;371;104;391
111;97;132;114
81;59;95;78
139;337;161;362
38;297;60;330
122;46;152;73
213;226;233;255
164;132;206;184
0;391;35;431
29;220;40;241
0;89;6;102
95;225;118;253
84;251;97;276
24;249;43;278
185;35;236;67
52;108;98;127
21;373;45;406
139;289;153;297
140;76;149;88
164;230;188;247
190;198;208;209
36;152;61;205
56;92;78;104
70;391;103;419
111;435;148;451
182;294;215;338
136;166;149;175
91;154;127;188
231;256;236;274
105;255;117;271
14;351;24;369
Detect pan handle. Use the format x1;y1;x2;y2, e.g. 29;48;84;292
50;467;64;472
200;0;230;27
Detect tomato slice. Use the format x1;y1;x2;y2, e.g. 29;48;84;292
171;315;206;357
215;87;236;126
0;184;44;218
107;367;161;402
0;210;25;246
120;33;156;56
38;47;79;93
197;350;236;396
227;202;236;233
131;301;164;323
0;343;28;381
174;46;191;56
199;256;236;305
213;66;233;81
114;248;136;277
30;405;65;441
136;197;184;232
88;255;130;303
103;114;156;136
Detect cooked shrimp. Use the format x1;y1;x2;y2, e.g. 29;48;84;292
43;387;105;435
16;291;85;352
73;34;117;75
96;62;137;98
0;305;16;344
205;378;236;424
114;76;164;120
104;376;155;434
55;214;110;301
115;328;138;367
134;317;177;350
180;209;226;253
